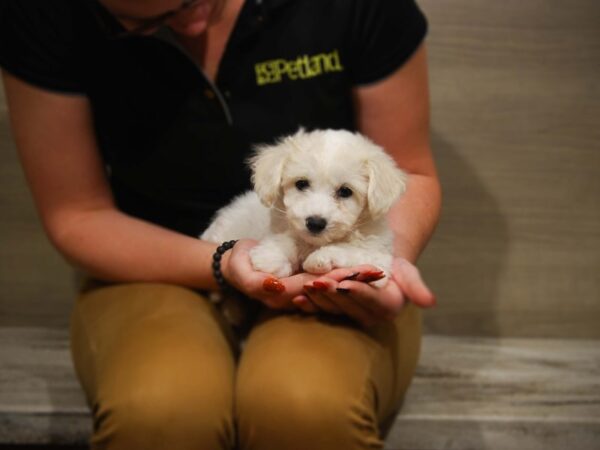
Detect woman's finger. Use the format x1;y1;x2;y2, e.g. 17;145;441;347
303;283;344;314
292;295;320;313
392;259;436;307
336;280;401;320
307;278;379;327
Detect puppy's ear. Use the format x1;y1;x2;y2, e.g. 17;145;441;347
248;141;289;207
366;148;408;219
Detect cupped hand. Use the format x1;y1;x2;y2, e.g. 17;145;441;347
299;258;436;327
222;239;319;310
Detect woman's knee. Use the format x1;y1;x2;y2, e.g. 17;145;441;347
236;373;382;450
235;315;385;450
71;282;237;449
92;377;235;450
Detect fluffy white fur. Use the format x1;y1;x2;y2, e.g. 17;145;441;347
201;128;407;286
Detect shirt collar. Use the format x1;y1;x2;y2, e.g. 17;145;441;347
259;0;294;11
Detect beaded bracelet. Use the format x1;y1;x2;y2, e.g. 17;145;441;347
212;240;238;290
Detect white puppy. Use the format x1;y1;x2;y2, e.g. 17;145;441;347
201;128;407;286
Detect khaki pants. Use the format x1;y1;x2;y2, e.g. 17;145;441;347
70;282;421;450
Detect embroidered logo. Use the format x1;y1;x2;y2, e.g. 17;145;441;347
255;49;344;86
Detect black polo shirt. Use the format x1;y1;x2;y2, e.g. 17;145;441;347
0;0;427;236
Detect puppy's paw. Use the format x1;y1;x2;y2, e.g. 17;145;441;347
302;249;335;274
250;244;294;278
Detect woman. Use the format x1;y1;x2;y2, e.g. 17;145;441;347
0;0;441;448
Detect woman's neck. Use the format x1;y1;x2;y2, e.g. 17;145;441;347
175;0;245;81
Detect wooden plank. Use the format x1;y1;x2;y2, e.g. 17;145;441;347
0;327;90;444
417;0;600;337
385;420;600;450
386;335;600;449
2;329;599;448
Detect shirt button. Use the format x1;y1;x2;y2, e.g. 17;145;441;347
204;89;216;99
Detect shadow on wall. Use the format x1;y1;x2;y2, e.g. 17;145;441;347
419;130;510;337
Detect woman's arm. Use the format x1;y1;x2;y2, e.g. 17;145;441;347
2;70;222;290
354;44;441;264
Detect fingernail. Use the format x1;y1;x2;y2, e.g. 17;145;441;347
359;273;386;283
342;272;360;281
336;287;351;294
263;277;285;293
293;296;308;304
357;270;384;281
312;281;328;291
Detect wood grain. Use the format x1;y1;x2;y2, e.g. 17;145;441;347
2;328;599;448
386;335;600;449
417;0;600;337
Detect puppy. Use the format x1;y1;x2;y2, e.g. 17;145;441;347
201;128;407;287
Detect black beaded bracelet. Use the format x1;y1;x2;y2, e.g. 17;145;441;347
212;240;238;290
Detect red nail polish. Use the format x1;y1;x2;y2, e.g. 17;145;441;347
359;271;385;283
312;281;328;291
365;270;384;277
263;277;285;293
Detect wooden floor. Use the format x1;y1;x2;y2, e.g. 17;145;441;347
2;328;599;449
386;336;600;449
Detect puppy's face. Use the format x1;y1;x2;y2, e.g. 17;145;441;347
280;150;369;245
250;129;407;246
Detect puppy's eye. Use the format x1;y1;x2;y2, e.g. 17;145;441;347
336;186;353;198
295;179;310;191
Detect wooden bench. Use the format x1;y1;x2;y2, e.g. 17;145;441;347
2;328;599;448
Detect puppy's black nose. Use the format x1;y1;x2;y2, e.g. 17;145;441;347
306;216;327;234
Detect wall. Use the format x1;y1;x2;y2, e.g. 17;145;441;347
418;0;600;337
0;85;74;328
1;0;599;337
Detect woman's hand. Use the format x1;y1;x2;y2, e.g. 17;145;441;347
222;239;318;310
297;258;435;327
221;239;435;326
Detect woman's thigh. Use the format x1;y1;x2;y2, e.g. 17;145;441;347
235;303;421;450
70;282;237;450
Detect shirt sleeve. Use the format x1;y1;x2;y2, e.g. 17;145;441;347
0;0;85;93
348;0;428;85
